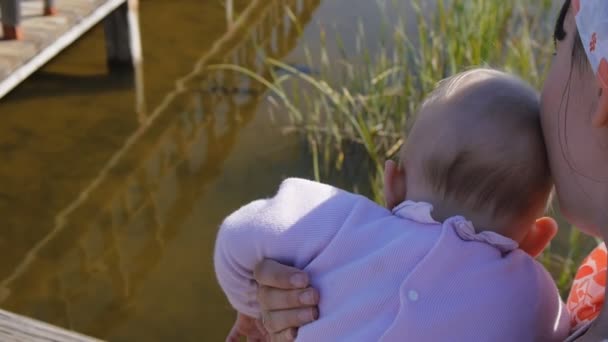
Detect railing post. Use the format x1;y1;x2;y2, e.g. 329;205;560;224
226;0;234;27
1;0;22;40
103;0;142;70
43;0;57;16
103;0;145;119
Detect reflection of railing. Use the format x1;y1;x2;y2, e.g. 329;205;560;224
0;0;320;337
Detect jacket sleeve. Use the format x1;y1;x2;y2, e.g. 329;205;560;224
214;178;360;317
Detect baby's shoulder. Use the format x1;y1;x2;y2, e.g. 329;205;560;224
439;219;556;296
397;229;567;340
500;250;556;291
462;248;555;295
461;250;560;320
419;230;556;306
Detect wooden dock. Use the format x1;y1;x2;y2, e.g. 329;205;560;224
0;308;100;341
0;0;141;98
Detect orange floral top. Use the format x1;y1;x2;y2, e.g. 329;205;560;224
559;0;608;332
567;243;607;331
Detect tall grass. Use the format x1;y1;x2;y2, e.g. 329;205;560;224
214;0;595;294
268;0;556;201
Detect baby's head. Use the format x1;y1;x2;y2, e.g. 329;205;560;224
388;68;552;242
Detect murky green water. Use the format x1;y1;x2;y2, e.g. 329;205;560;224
0;0;385;339
0;0;595;340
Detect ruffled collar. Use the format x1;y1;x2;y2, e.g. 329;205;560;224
392;201;519;253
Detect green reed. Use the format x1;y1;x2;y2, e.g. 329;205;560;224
212;0;595;294
265;0;556;202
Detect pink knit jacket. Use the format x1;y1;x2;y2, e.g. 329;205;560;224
214;178;569;341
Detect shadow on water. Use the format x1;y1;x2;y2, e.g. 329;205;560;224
5;71;136;99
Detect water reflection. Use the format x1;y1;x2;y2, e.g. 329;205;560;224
0;0;320;340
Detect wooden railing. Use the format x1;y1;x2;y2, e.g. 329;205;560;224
0;0;56;39
0;309;100;342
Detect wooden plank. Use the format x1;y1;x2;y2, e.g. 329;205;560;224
0;309;101;341
0;0;128;98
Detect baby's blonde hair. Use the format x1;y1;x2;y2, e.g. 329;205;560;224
405;68;552;224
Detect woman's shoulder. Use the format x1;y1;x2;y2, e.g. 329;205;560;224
567;243;607;335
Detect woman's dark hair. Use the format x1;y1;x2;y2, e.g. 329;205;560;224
554;0;571;42
554;0;587;69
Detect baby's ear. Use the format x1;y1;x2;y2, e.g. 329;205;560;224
519;217;558;258
383;160;407;210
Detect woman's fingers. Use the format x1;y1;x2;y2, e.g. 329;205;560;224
226;313;267;342
262;307;319;334
254;259;310;289
270;328;298;342
253;260;318;341
257;286;319;310
226;324;243;342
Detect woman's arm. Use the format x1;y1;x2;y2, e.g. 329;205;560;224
567;243;608;341
254;260;319;341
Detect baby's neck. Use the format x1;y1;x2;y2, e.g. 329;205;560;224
405;190;517;241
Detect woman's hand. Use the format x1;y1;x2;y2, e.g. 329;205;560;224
226;313;268;342
254;260;319;341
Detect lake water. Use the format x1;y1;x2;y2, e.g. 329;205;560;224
0;0;586;340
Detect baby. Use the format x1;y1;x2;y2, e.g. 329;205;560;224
214;68;570;341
